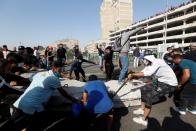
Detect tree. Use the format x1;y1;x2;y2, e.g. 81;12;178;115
66;49;74;61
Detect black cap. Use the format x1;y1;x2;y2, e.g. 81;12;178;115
88;75;98;81
3;45;7;48
18;46;25;50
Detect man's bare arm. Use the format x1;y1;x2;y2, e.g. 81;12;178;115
82;92;88;106
179;69;190;86
128;72;144;80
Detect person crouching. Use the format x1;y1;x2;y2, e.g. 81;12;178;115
82;75;113;131
128;55;178;126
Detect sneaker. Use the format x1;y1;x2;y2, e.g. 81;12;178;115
173;107;186;115
187;109;196;115
133;108;144;115
133;116;148;126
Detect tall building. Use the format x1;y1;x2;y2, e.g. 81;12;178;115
110;1;196;49
100;0;133;40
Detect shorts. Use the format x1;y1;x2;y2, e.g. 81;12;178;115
179;83;196;110
141;82;175;108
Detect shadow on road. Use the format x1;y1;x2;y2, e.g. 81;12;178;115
113;107;129;131
162;107;196;131
141;117;163;131
142;107;196;131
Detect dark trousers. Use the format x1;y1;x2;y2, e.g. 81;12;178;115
57;57;66;65
173;86;184;108
179;83;196;111
105;64;114;81
74;68;86;82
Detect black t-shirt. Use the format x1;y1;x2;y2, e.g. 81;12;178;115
57;48;66;58
97;46;104;56
104;51;113;66
46;51;54;61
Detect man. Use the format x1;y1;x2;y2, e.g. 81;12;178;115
162;47;174;67
117;27;144;83
73;45;80;60
69;54;96;82
162;46;173;59
0;59;30;87
133;46;140;68
45;47;54;69
183;43;196;62
3;61;78;130
33;47;39;59
2;45;10;59
173;54;196;115
17;46;25;68
57;44;67;65
82;75;113;131
103;46;114;81
12;47;17;53
0;59;24;100
96;44;104;70
128;55;178;126
0;51;4;61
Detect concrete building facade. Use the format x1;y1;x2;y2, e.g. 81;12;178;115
100;0;133;40
110;1;196;49
84;40;108;54
50;39;79;50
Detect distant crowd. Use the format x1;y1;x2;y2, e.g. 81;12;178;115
132;0;196;25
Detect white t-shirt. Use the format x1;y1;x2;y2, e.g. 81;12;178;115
33;50;39;58
141;59;178;86
3;51;9;59
13;70;61;115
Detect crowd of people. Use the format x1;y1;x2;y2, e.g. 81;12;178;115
132;0;196;26
0;35;196;130
0;43;112;130
162;43;196;115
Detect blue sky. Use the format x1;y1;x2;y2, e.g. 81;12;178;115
0;0;189;48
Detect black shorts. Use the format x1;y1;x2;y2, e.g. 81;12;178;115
141;82;175;108
179;83;196;110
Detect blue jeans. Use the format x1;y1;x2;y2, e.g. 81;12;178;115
99;56;103;67
118;55;129;82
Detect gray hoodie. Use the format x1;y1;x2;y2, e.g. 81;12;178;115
114;27;144;53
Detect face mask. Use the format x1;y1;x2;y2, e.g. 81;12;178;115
54;72;61;78
143;59;149;66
